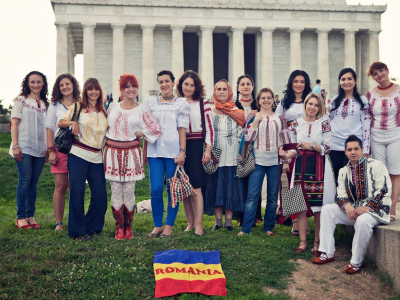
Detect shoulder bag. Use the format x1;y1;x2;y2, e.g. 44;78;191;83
236;116;256;178
54;103;81;154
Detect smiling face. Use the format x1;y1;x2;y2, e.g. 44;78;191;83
216;81;229;104
28;74;44;95
87;87;100;102
340;72;356;93
158;74;174;96
305;97;320;118
182;77;196;98
122;81;138;101
345;141;363;165
371;67;390;85
59;78;73;98
238;77;253;97
292;75;305;95
258;92;274;110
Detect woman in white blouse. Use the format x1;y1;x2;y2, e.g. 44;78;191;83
58;78;108;241
143;70;190;237
47;73;81;231
104;74;161;240
204;79;246;231
176;70;213;236
238;88;291;236
329;68;370;185
10;71;49;229
366;61;400;221
280;93;333;254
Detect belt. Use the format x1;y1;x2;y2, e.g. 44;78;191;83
72;139;101;153
105;137;141;149
186;132;203;140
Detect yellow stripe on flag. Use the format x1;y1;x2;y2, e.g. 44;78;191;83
153;263;225;281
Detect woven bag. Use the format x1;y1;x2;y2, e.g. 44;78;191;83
167;165;196;208
281;184;308;217
236;143;256;178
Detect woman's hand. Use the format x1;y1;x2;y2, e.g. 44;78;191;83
279;147;287;159
297;142;313;150
202;148;211;164
250;109;258;116
71;121;82;137
254;112;264;122
282;162;289;173
48;151;58;165
135;131;144;139
13;147;23;162
175;151;186;165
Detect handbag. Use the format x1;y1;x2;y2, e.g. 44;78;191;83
236;116;256;178
54;103;81;154
167;165;196;208
200;98;222;175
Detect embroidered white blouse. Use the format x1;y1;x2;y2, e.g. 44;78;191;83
186;100;214;146
9;96;47;158
106;102;161;143
245;113;291;166
366;85;400;130
144;96;190;158
329;95;370;154
212;111;243;167
46;101;68;137
275;102;305;124
61;103;108;164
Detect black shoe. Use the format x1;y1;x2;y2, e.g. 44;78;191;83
72;234;92;241
252;223;257;228
226;226;233;231
212;225;222;231
90;231;102;237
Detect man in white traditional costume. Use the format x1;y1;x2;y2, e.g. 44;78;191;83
311;135;392;274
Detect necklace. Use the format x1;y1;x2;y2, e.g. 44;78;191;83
377;82;394;90
161;93;174;100
241;98;252;103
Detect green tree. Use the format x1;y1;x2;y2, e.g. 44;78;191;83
0;99;11;114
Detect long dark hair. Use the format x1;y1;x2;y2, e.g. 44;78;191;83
176;70;206;100
235;74;258;110
281;70;312;111
330;68;364;112
51;73;81;105
81;78;106;115
19;71;49;108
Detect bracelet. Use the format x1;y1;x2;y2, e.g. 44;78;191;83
283;160;289;164
180;148;186;152
47;149;55;154
12;146;20;150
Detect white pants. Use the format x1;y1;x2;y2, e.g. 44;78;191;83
319;203;380;266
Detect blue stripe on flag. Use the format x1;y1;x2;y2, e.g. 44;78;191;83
153;249;220;265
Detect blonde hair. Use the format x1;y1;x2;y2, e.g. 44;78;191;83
303;92;325;119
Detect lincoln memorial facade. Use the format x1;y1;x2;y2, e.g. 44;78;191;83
51;0;385;101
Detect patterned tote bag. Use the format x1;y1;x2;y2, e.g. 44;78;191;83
167;165;196;208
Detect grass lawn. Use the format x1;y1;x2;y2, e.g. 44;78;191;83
0;132;350;299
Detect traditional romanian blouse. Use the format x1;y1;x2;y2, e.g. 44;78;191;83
275;102;305;125
145;96;190;158
46;101;68;136
61;103;108;164
104;102;161;181
186;99;214;146
329;95;370;154
212;111;243;167
366;85;400;130
9;96;47;158
245;113;291;166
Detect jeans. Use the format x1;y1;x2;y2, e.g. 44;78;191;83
242;164;281;233
148;157;179;227
67;154;108;236
15;154;45;219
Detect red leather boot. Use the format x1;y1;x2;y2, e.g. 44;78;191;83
111;205;125;240
124;204;135;240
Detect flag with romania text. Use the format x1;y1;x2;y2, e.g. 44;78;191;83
153;249;227;298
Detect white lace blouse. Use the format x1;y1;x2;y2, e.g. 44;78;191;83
186;100;214;146
144;96;190;158
275;102;305;124
9;96;47;157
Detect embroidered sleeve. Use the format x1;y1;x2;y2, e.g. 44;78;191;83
140;104;162;144
61;103;77;121
328;96;337;122
236;123;243;142
245;112;256;125
275;103;284;116
245;122;258;142
289;119;298;142
204;101;214;147
361;96;371;154
365;90;372;101
10;97;24;119
278;115;291;145
177;99;190;129
366;161;392;216
321;119;331;155
46;103;57;133
335;169;350;211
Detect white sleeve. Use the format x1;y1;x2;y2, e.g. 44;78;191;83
46;103;57;133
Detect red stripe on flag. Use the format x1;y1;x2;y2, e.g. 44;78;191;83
155;278;227;298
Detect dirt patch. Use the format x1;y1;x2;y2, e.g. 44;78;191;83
264;248;397;299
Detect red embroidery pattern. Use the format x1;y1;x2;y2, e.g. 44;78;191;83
341;98;349;119
265;118;270;151
113;112;123;140
370;97;376;128
205;111;214;146
380;99;389;130
273;120;279;150
142;109;162;137
123;113;130;141
393;97;400;127
15;98;47;113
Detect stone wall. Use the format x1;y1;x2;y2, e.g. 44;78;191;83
125;26;143;98
272;30;290;96
95;27;112;97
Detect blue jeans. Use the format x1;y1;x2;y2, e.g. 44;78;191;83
67;154;108;236
242;164;281;233
15;154;45;219
148;157;179;227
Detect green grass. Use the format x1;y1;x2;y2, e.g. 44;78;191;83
0;132;340;299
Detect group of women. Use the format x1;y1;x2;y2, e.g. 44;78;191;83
10;61;399;251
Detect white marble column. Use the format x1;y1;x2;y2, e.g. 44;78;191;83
232;27;245;93
261;27;274;90
55;22;69;76
141;25;155;102
316;29;331;98
68;31;76;74
344;29;358;70
82;23;96;80
227;31;233;87
289;28;303;71
356;35;362;92
171;25;185;78
200;26;215;100
368;30;381;89
112;24;126;101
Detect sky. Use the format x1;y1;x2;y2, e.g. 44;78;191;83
0;0;398;108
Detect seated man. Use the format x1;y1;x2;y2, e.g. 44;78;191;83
311;135;391;274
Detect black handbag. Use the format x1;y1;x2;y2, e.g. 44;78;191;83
54;103;81;154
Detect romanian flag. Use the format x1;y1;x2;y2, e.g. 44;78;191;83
153;249;227;298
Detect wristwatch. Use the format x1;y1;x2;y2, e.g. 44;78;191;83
311;143;315;149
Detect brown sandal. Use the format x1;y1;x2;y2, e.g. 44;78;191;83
295;240;307;253
311;241;321;257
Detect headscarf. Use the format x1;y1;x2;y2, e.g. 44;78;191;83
213;79;245;127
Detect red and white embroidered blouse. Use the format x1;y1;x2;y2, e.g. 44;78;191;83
186;99;214;146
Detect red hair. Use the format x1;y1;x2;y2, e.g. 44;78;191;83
119;74;139;100
367;62;388;77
